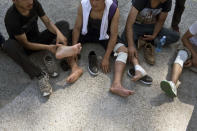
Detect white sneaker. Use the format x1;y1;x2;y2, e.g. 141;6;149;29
160;80;177;97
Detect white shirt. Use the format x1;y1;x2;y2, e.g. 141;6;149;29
189;21;197;46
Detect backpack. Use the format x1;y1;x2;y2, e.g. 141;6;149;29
108;0;118;21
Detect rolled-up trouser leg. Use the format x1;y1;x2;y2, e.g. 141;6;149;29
3;39;42;79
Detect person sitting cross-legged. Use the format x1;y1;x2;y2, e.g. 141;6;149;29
66;0;135;97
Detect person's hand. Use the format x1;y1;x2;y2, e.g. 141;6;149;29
142;35;155;41
128;46;138;63
56;32;67;45
48;45;60;54
101;56;110;73
184;59;192;67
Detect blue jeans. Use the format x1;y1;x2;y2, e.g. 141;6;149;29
121;23;180;47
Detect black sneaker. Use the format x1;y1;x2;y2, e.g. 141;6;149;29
88;51;99;76
43;54;59;78
127;68;153;85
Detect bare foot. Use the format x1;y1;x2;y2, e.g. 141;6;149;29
56;43;82;59
110;83;134;97
131;70;144;82
66;67;83;83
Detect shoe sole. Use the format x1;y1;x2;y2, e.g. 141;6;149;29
160;81;176;98
127;70;152;85
88;66;99;76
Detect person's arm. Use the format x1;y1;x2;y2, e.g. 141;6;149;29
182;30;197;67
101;8;119;73
72;4;83;45
125;6;139;62
143;12;168;41
15;33;58;54
40;15;67;45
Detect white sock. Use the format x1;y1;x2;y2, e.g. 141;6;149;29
174;50;188;67
134;65;147;76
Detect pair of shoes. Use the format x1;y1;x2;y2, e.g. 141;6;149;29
138;38;155;65
88;51;99;76
127;68;153;85
160;80;177;97
38;72;52;97
43;54;59;78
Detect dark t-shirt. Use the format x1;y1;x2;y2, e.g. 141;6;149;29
131;0;172;24
4;0;45;41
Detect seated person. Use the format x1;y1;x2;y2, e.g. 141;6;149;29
66;0;136;97
3;0;81;97
122;0;180;65
160;21;197;97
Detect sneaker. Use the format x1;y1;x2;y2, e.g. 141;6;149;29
144;42;155;65
160;80;177;97
88;51;99;76
38;72;52;97
137;37;146;49
43;55;59;78
127;68;153;85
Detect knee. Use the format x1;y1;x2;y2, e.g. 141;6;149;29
117;46;128;53
56;20;69;29
114;44;128;64
3;39;18;52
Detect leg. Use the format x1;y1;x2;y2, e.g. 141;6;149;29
131;57;146;81
37;20;71;45
155;27;180;46
171;0;187;29
66;56;83;83
171;50;188;85
3;39;42;79
110;44;134;97
160;50;188;97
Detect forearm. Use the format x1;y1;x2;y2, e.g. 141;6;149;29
182;38;197;56
24;42;49;51
104;37;117;58
153;20;164;38
126;24;135;48
47;22;59;35
72;28;81;45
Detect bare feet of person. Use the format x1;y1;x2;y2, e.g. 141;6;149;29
131;70;144;82
110;83;134;97
66;67;83;83
56;43;82;59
